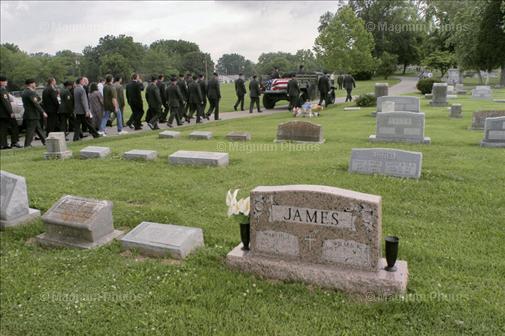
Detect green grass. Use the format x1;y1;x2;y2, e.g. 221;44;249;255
1;87;504;335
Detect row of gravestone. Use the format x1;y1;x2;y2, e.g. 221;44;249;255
370;96;505;148
0;170;408;296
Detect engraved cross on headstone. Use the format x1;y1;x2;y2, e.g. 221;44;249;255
304;231;318;251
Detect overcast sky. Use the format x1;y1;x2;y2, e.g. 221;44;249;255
1;1;341;62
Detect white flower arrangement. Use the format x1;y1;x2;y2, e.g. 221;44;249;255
226;189;250;223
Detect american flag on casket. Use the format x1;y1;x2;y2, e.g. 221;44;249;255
264;78;289;92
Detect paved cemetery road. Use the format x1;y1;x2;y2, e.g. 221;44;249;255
5;77;417;149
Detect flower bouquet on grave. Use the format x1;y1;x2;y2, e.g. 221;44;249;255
226;189;251;250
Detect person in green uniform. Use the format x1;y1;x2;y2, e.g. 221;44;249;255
206;72;221;120
198;74;207;118
0;75;22;149
166;77;184;127
146;75;162;129
187;75;204;123
287;74;300;112
57;80;74;138
22;79;47;147
249;75;262;113
234;73;246;111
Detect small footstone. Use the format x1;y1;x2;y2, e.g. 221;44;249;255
189;131;212;140
44;132;72;159
80;146;111;159
226;132;251;141
494;99;505;103
36;195;123;249
159;131;181;139
123;149;158;161
120;222;204;259
344;107;361;111
169;150;229;167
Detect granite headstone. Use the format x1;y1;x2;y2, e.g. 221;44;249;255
80;146;111;159
169;150;229;167
470;111;505;130
44;132;72;159
275;121;324;143
430;83;448;106
480;116;505;148
349;148;422;179
369;111;431;144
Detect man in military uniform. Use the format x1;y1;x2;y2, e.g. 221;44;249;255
343;74;356;102
166;77;183;127
198;74;207;118
337;74;344;90
145;75;162;129
0;75;21;149
249;75;262;113
157;74;168;123
233;73;246;111
206;72;221;120
58;81;74;139
187;75;204;123
22;79;47;147
177;74;188;121
318;72;331;106
271;67;280;79
287;74;300;112
125;73;144;130
42;77;60;133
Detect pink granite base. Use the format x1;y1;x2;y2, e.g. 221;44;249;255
226;243;408;296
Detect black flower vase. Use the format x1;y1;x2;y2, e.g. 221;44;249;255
385;236;399;272
240;222;250;251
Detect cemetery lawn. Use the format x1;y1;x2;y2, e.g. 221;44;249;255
1;88;504;335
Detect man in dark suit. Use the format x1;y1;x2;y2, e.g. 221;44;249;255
287;74;300;112
198;74;207;117
187;75;204;123
234;73;246;111
177;74;188;121
42;77;60;133
249;75;262;113
343;74;356;102
206;72;221;120
146;75;162;129
58;80;74;138
166;77;184;127
271;67;280;79
318;73;331;106
0;75;21;149
125;73;144;130
22;79;47;147
157;74;168;123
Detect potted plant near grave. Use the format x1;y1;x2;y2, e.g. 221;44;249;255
226;189;251;250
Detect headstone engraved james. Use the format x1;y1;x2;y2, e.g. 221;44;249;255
123;149;158;161
372;96;420;117
480;116;505;148
226;132;251;141
169;150;229;167
374;83;388;98
44;132;72;159
275;121;324;144
471;86;492;100
80;146;111;159
0;170;41;228
226;185;408;295
120;222;204;258
429;83;448;106
349;148;422;179
470;111;505;130
36;195;123;249
369;112;431;144
189;131;213;140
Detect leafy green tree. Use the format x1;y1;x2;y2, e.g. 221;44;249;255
216;53;254;75
294;49;321;72
141;49;178;77
477;0;505;86
421;50;455;77
180;51;214;77
99;53;132;80
314;6;376;74
376;52;398;79
256;52;298;75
